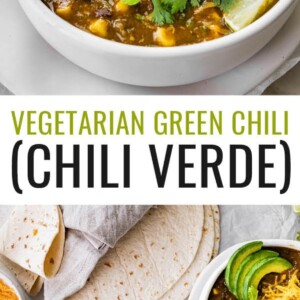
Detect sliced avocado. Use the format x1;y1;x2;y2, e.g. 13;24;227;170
225;241;263;294
235;250;279;299
248;286;258;300
243;257;293;300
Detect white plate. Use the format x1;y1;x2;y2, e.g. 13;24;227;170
189;239;300;300
0;0;299;95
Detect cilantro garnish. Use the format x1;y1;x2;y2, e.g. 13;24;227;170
123;0;236;25
190;0;202;8
212;0;235;12
161;0;187;14
151;0;174;26
121;0;141;5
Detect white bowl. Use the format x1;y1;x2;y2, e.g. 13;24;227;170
18;0;299;87
0;262;29;300
189;239;300;300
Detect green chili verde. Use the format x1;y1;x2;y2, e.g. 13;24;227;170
42;0;277;47
42;0;232;46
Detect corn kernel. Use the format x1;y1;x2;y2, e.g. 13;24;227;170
115;1;129;13
213;288;219;295
155;27;176;47
56;6;72;20
89;19;109;38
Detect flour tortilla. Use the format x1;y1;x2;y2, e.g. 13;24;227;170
0;206;65;279
160;205;215;300
69;248;136;300
69;205;204;300
137;206;204;291
30;275;44;296
211;205;220;259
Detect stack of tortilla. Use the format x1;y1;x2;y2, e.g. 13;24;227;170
0;206;65;296
70;205;220;300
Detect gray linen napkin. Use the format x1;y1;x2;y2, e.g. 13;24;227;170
44;205;152;300
219;205;300;252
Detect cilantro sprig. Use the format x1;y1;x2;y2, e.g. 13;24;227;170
121;0;235;25
161;0;187;14
151;0;174;25
212;0;235;12
151;0;206;25
151;0;236;25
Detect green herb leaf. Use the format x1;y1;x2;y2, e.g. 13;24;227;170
121;0;141;6
190;0;203;7
151;0;174;26
161;0;187;14
213;0;236;12
135;13;144;20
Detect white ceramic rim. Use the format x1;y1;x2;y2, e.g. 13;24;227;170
0;271;24;300
189;239;300;300
21;0;296;58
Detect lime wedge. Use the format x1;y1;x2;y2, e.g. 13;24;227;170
224;0;277;32
293;205;300;215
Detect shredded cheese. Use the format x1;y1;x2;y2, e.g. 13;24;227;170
260;271;300;300
0;279;19;300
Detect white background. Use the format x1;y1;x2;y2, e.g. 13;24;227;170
0;96;299;204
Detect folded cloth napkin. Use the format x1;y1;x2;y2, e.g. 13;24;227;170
44;205;152;300
219;205;300;252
